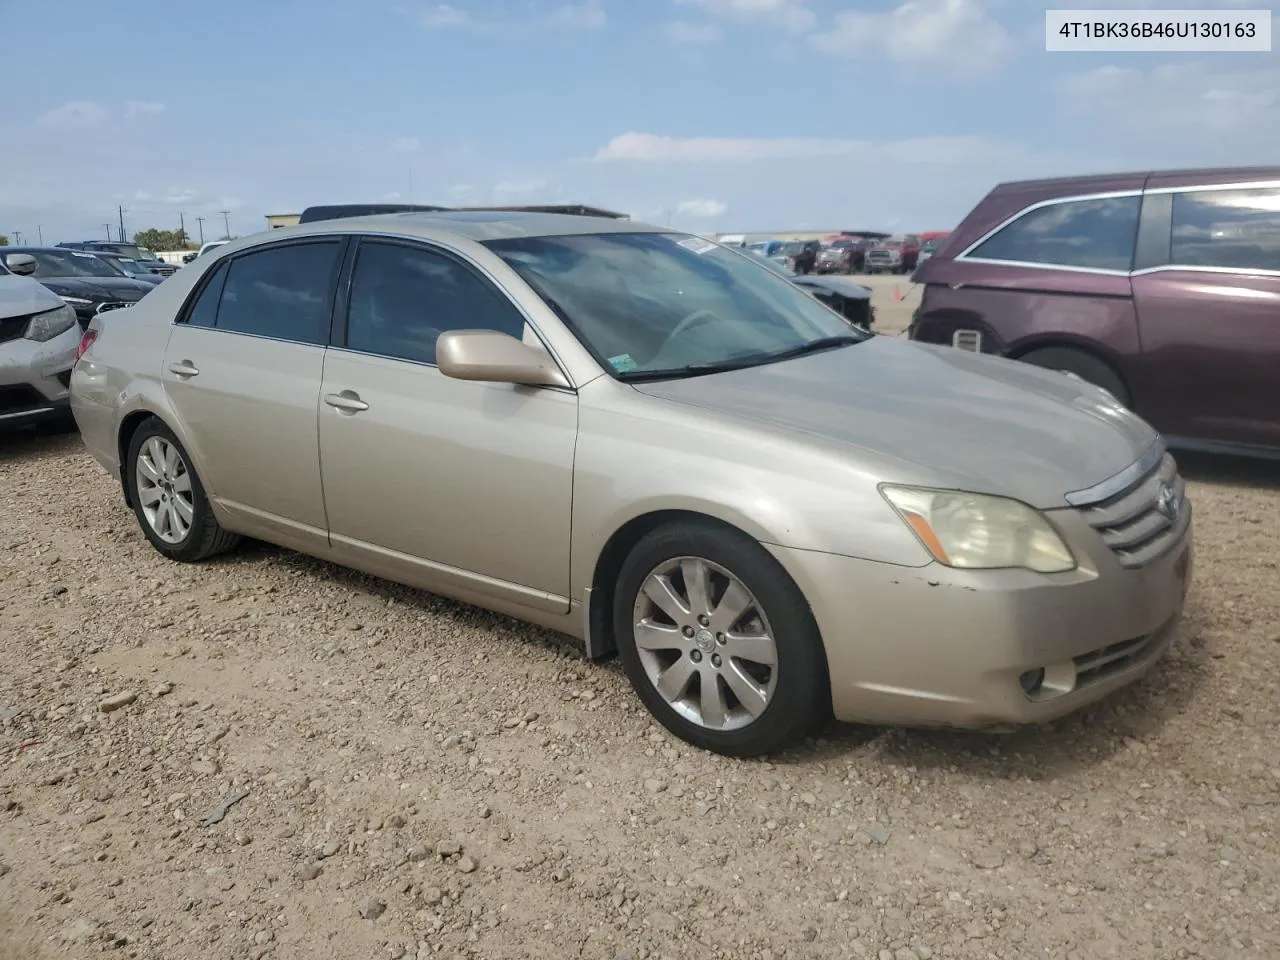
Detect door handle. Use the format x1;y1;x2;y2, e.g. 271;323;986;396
168;360;200;377
324;391;370;413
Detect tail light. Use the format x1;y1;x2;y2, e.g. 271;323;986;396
75;329;99;363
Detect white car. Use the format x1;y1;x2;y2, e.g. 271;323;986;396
0;254;82;429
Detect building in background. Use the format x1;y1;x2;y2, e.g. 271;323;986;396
265;213;301;230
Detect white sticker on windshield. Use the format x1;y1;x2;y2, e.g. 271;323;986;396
677;237;717;255
72;252;97;258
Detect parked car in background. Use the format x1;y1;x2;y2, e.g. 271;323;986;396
183;240;230;265
789;274;876;331
58;241;177;277
779;240;820;274
2;247;154;326
916;238;941;265
864;241;903;274
87;252;166;286
910;165;1280;458
814;237;866;274
72;210;1191;756
0;255;81;431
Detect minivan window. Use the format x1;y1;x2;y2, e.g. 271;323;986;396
215;241;340;344
967;195;1142;272
344;241;527;365
1171;187;1280;272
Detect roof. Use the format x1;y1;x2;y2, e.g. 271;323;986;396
261;210;665;244
993;165;1280;194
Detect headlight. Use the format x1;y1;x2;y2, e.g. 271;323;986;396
881;485;1076;573
23;304;79;342
59;296;93;306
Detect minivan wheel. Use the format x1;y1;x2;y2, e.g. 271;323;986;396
126;417;240;562
1018;346;1131;408
613;521;828;758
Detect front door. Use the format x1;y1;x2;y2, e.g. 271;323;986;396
1131;185;1280;449
317;237;577;611
161;239;344;547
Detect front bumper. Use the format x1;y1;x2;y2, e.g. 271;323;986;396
768;508;1193;729
0;323;80;428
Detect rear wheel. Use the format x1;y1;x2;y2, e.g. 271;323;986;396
125;417;240;562
613;520;828;757
1018;346;1131;407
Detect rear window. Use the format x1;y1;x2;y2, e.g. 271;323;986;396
1171;187;1280;272
967;195;1141;272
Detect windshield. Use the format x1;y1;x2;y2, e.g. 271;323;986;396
138;248;156;261
484;231;866;380
93;255;130;276
21;250;120;278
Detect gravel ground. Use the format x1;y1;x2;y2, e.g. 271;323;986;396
2;282;1279;960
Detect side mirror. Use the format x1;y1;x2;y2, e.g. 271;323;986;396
5;253;38;276
436;330;570;389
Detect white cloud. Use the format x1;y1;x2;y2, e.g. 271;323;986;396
550;1;607;29
674;0;816;34
124;101;165;119
1064;62;1280;143
676;198;728;217
594;131;1028;164
665;20;723;43
420;3;472;27
492;179;549;198
37;101;110;129
812;0;1013;73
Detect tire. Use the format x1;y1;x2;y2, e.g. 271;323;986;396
1018;346;1131;407
125;416;240;562
612;520;828;757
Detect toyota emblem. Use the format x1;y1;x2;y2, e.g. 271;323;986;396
1155;481;1180;520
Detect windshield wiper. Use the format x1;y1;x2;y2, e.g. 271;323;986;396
758;335;863;363
616;335;862;383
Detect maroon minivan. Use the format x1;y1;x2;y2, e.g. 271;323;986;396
910;166;1280;458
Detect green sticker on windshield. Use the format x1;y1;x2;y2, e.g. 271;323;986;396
608;353;639;372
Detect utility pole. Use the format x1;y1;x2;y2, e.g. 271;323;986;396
117;205;127;243
179;211;187;244
12;230;23;245
196;217;206;245
37;225;43;245
219;210;231;240
103;224;113;240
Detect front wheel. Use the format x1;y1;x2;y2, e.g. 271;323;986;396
613;521;828;757
126;417;240;562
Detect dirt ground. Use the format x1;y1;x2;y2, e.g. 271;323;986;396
3;278;1279;960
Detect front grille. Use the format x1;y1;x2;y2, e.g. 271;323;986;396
1078;452;1190;569
95;301;135;315
1074;630;1162;686
0;313;33;345
0;385;47;415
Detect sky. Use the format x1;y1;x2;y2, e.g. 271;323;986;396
1;0;1277;244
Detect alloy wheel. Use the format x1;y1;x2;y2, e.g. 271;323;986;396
135;436;194;544
632;556;779;731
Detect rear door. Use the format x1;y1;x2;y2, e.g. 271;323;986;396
161;238;345;549
1130;182;1280;448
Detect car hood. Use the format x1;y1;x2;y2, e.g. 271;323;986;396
630;336;1157;510
0;274;66;319
37;276;152;300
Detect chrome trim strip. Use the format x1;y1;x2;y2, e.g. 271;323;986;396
1144;179;1280;196
954;257;1130;277
1131;263;1280;279
0;406;57;421
1064;438;1166;507
956;188;1144;261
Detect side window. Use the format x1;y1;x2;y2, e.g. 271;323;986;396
1171;188;1280;272
183;262;228;328
215;241;341;344
968;196;1141;272
345;241;527;364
